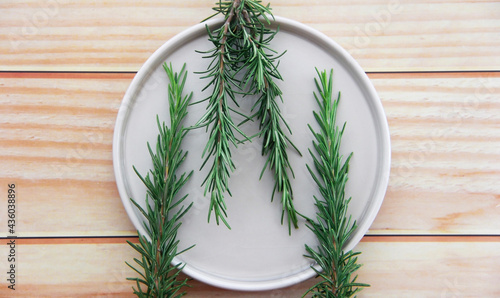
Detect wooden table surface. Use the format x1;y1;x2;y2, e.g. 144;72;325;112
1;0;499;296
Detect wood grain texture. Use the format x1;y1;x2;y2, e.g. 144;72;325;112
1;0;499;72
0;237;498;296
1;1;498;296
370;72;500;234
1;72;499;237
0;74;136;236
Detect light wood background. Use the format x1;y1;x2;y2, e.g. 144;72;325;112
1;0;499;296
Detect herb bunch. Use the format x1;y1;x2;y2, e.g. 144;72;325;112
196;0;300;232
127;63;194;297
241;4;302;233
303;69;368;297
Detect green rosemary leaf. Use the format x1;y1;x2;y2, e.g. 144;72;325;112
126;262;148;281
127;63;194;297
303;69;368;297
193;0;301;233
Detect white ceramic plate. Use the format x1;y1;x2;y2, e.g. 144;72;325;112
113;16;390;291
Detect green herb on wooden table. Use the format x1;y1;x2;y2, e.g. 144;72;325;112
195;0;301;232
126;63;194;297
303;69;369;297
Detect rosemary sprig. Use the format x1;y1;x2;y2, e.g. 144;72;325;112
126;63;194;297
194;0;251;229
245;35;302;234
303;69;368;297
236;0;302;234
196;0;300;232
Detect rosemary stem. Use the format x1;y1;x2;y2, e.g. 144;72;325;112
126;63;194;297
303;68;368;297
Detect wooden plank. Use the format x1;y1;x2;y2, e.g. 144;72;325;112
1;0;499;72
0;237;498;296
0;74;136;237
370;72;500;234
0;72;499;237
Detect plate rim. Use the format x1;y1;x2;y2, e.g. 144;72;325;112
112;15;391;291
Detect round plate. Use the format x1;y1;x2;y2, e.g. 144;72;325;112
113;16;390;291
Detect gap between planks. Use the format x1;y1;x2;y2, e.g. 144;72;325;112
1;235;499;245
1;70;500;80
